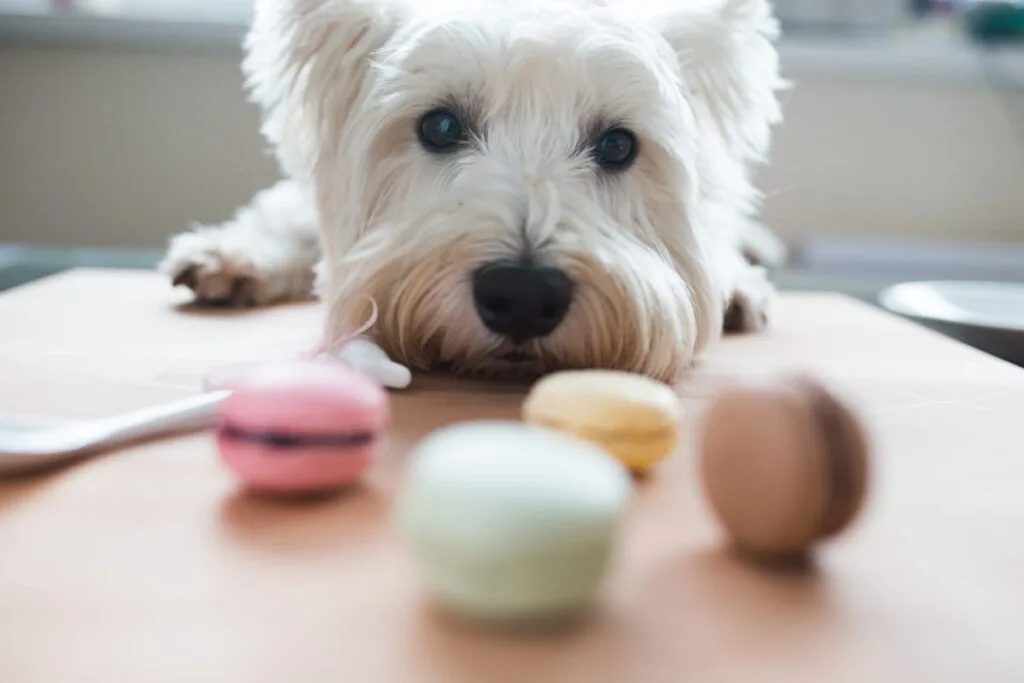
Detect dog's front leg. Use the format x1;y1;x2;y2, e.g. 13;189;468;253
724;262;777;332
713;216;783;334
160;179;321;307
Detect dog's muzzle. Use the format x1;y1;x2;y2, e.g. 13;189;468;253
472;260;573;344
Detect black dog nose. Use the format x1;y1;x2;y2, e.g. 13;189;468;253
472;261;573;343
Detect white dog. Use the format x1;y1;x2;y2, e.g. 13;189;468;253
161;0;787;385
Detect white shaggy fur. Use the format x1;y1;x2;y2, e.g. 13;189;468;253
161;0;788;384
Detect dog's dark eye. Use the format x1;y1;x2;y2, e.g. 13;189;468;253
418;108;466;153
593;127;638;171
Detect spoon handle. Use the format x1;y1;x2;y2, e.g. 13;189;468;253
86;390;231;450
0;391;232;478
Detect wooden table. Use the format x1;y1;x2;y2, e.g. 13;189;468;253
1;269;1022;683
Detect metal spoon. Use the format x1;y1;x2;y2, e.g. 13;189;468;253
0;391;230;477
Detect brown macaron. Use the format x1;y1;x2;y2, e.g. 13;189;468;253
698;376;871;559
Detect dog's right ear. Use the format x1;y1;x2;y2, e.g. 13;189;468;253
243;0;403;182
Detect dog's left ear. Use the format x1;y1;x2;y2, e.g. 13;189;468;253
650;0;786;165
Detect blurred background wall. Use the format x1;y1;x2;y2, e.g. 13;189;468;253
0;1;1023;254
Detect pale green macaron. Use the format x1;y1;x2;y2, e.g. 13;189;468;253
395;421;632;624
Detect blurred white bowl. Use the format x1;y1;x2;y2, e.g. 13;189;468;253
879;280;1024;366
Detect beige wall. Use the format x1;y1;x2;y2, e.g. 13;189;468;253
0;44;279;249
759;76;1024;246
1;41;1022;250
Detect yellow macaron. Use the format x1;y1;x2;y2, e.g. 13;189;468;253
522;370;683;473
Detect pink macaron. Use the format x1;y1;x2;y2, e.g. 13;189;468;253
215;360;389;495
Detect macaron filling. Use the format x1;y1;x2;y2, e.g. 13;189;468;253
801;381;865;538
218;422;376;450
532;418;676;443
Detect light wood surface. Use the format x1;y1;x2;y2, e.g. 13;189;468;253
1;269;1022;683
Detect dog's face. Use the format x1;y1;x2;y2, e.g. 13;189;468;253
246;0;782;382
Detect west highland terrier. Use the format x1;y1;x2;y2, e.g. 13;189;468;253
161;0;788;385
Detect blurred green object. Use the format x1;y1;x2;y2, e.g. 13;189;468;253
964;1;1024;43
0;244;161;293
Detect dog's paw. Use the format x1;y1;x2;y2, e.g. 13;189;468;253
724;266;776;333
160;229;306;307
